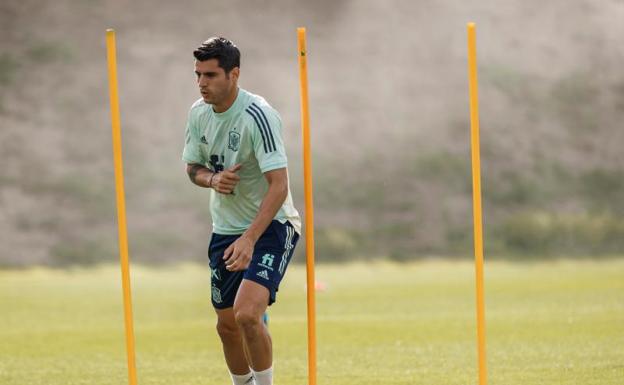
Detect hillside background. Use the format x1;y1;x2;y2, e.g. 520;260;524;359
1;0;623;267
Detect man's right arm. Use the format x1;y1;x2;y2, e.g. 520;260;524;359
186;163;242;193
186;163;215;188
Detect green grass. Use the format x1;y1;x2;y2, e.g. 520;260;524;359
1;259;623;385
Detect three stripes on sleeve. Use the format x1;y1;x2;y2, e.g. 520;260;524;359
245;102;277;153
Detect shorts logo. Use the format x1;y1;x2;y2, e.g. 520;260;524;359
212;286;222;303
261;254;274;267
228;131;240;151
211;268;221;281
258;253;275;271
257;270;269;280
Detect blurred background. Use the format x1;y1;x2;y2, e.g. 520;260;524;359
1;0;623;267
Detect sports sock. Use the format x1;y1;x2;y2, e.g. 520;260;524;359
230;371;255;385
252;366;273;385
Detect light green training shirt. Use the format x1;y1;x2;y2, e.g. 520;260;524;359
182;88;301;235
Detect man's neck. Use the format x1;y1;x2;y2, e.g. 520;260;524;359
213;87;239;113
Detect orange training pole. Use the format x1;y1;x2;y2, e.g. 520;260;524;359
467;22;487;385
297;27;317;385
106;28;138;385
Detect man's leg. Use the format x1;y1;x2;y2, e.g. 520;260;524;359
215;307;255;384
233;279;273;381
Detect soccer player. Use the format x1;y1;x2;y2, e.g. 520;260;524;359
182;37;301;385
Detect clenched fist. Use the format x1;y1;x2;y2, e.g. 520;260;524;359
212;164;242;194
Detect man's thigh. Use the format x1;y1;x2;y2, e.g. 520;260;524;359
242;220;299;306
209;233;245;309
234;279;270;317
215;307;237;328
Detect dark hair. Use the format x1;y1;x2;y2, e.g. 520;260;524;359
193;37;240;73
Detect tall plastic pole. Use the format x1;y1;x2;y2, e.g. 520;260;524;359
106;28;138;385
297;27;317;385
467;22;487;385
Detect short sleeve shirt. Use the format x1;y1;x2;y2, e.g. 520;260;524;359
182;88;301;235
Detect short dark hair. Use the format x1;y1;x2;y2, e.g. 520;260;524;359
193;37;240;73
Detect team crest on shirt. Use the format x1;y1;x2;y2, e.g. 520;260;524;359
228;130;240;151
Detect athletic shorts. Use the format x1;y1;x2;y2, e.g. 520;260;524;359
208;220;299;309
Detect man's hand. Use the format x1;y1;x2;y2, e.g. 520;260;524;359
223;235;255;271
213;164;242;194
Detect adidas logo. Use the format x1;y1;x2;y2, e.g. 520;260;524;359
256;270;269;280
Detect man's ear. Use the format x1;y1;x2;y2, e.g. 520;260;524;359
230;67;240;81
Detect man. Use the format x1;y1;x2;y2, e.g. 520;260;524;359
182;37;300;385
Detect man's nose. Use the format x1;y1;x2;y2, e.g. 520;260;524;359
198;75;208;86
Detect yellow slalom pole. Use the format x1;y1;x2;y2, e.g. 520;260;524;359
106;29;138;385
297;27;317;385
467;22;487;385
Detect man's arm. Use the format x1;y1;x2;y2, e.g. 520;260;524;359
186;163;214;188
186;163;242;193
222;167;288;271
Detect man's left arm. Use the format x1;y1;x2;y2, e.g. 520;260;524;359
223;168;288;271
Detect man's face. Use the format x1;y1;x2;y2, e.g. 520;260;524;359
194;59;238;105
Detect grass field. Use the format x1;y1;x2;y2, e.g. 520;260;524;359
1;259;623;385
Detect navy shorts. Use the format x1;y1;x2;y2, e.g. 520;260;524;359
208;220;299;309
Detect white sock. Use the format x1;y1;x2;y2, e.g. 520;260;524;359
230;371;255;385
252;366;273;385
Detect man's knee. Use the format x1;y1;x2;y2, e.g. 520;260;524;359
216;316;241;342
233;305;262;332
